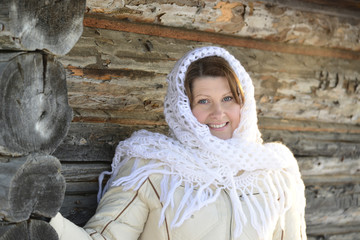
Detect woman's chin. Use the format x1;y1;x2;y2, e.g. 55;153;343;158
209;130;232;140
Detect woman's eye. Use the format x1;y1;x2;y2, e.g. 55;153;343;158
198;99;208;104
223;96;233;102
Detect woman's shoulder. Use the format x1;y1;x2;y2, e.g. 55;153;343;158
263;141;294;157
115;157;163;179
263;141;298;166
114;157;155;178
261;141;304;184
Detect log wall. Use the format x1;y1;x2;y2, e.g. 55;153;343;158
0;1;85;239
53;1;360;239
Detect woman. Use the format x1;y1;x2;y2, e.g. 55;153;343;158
50;46;307;239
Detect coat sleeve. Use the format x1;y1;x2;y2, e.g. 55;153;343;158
272;201;307;240
50;182;149;240
271;173;307;239
280;176;307;240
267;142;307;240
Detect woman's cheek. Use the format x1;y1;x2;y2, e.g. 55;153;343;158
191;107;206;124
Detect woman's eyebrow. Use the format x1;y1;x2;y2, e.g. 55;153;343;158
193;93;210;98
222;91;232;96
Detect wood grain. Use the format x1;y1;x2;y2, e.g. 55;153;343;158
0;0;86;55
83;15;360;60
0;220;58;240
0;52;72;156
0;154;65;222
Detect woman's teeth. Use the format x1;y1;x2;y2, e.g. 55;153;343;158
208;122;227;128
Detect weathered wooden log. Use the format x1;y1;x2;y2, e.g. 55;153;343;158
0;0;86;55
0;220;58;240
0;222;27;240
53;119;360;162
61;194;98;227
0;52;72;156
28;219;58;240
0;154;66;222
305;183;360;237
84;1;360;52
58;26;360;125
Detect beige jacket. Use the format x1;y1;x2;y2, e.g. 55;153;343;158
50;158;306;240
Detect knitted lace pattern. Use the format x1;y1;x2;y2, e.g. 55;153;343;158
98;46;306;239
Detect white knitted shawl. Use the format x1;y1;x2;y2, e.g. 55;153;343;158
98;46;306;239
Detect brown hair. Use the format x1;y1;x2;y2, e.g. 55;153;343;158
184;56;245;107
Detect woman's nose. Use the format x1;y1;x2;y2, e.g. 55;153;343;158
210;103;224;117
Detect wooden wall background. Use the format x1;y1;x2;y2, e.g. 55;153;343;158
52;0;360;239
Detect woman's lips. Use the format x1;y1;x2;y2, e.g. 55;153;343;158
207;122;229;130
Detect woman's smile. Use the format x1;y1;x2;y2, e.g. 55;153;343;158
190;76;241;140
208;122;229;129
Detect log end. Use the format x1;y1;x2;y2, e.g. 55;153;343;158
0;52;73;156
0;154;66;222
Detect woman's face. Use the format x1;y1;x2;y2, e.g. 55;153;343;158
190;76;241;140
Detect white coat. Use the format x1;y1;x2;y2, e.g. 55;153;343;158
50;158;306;240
